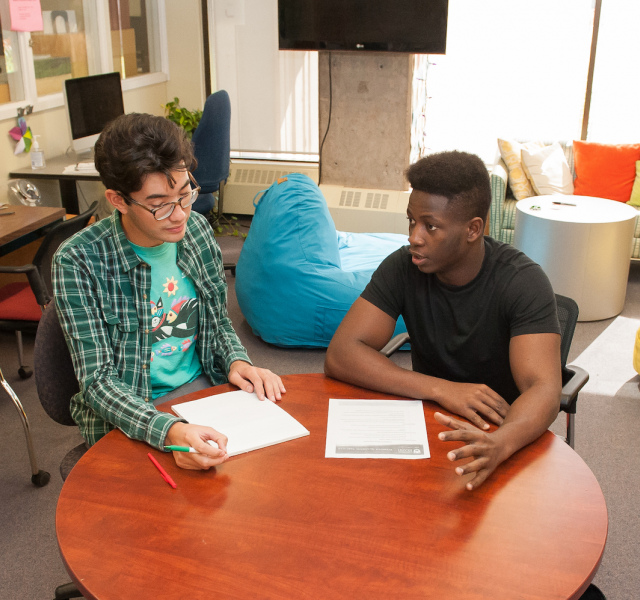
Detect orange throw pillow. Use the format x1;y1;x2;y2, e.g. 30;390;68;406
573;141;640;202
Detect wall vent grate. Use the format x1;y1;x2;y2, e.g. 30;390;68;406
231;166;315;186
339;190;392;211
340;190;362;207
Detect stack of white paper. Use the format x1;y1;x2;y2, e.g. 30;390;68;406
172;390;309;456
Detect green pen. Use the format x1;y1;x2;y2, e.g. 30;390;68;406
164;445;199;454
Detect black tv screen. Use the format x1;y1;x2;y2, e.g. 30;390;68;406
278;0;448;54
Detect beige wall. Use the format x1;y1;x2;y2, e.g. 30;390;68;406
165;0;206;112
0;0;206;209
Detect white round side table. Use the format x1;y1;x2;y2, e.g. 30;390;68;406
513;194;637;321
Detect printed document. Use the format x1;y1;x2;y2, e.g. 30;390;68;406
172;390;309;456
325;399;429;459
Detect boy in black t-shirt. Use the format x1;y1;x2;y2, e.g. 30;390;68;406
325;151;561;491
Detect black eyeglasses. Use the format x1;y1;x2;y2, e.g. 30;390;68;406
120;172;201;221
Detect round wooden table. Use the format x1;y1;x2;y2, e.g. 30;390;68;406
56;374;607;600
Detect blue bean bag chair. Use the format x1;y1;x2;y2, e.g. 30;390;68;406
235;173;408;347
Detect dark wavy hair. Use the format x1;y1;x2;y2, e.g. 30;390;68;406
94;113;195;196
405;151;491;223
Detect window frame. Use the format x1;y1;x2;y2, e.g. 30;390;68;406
0;0;168;121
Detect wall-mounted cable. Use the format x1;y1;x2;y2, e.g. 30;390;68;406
318;52;333;185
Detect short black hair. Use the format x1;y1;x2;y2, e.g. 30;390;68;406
94;112;195;196
405;151;491;223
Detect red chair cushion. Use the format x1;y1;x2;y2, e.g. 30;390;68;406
0;282;42;321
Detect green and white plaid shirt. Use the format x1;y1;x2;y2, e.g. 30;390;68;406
52;210;251;449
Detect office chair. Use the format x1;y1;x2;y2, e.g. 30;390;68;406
0;202;97;489
33;301;86;600
0;202;98;379
554;294;590;448
191;89;238;274
191;89;231;222
380;293;589;449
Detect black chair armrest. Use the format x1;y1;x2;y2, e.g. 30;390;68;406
560;365;589;415
0;264;50;306
0;264;37;274
380;333;411;357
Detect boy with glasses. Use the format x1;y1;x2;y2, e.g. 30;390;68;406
53;113;285;470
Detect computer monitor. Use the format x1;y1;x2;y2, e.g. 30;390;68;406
64;72;125;157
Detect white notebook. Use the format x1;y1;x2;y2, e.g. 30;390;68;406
172;390;309;456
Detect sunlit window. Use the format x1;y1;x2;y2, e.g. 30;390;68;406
587;0;640;143
412;0;595;164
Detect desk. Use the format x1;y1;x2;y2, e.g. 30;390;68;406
0;205;66;257
514;195;637;321
8;155;101;215
56;374;608;600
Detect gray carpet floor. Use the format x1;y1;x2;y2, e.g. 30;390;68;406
1;226;638;599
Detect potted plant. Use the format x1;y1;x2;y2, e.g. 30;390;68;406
162;97;202;139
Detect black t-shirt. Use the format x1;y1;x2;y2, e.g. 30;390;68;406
361;237;560;403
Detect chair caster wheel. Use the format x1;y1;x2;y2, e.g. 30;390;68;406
31;470;51;487
18;366;33;379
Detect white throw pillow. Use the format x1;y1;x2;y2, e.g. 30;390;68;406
521;143;574;196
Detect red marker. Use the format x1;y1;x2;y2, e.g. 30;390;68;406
147;452;177;488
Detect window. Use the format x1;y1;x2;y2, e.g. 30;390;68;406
411;0;595;164
0;0;167;117
586;0;640;142
108;0;163;79
33;1;99;96
0;6;25;104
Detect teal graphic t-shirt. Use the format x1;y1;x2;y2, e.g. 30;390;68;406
131;242;202;398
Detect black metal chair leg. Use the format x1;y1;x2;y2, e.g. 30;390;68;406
54;581;83;599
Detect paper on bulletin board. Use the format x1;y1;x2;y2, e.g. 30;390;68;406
10;0;44;32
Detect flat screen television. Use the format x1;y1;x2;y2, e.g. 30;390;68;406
64;72;125;157
278;0;448;54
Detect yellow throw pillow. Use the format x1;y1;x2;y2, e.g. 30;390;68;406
627;161;640;207
497;139;545;201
